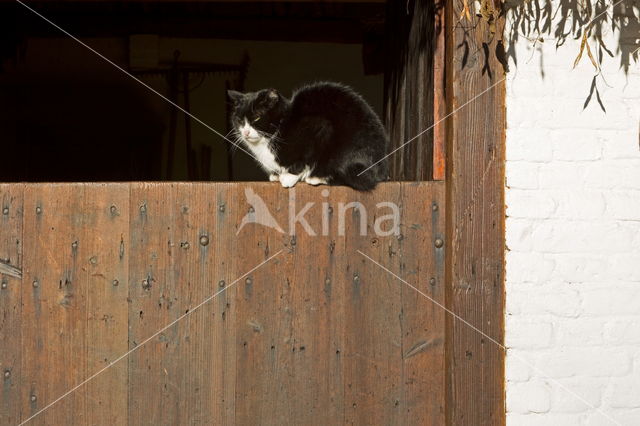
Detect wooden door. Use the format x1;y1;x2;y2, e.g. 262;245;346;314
0;182;445;425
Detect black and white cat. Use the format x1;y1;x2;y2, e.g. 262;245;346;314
228;82;388;191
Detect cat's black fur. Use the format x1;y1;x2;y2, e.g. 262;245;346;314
228;82;388;191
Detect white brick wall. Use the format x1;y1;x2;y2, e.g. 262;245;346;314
505;5;640;425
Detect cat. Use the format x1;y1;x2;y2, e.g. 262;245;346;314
228;82;388;191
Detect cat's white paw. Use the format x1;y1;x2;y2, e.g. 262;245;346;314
269;173;279;182
304;176;328;186
279;173;299;188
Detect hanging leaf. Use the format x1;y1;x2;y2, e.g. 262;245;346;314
585;38;599;71
583;75;596;110
573;32;588;68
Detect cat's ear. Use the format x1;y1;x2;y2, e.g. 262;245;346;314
264;89;280;107
227;90;245;105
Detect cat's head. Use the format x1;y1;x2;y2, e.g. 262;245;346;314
228;88;286;144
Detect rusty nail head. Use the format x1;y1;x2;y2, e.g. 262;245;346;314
325;278;331;285
219;204;225;212
397;234;404;241
432;203;438;211
429;277;436;286
218;280;226;288
140;204;146;213
245;277;252;285
1;281;7;289
3;370;9;378
199;235;210;246
434;238;444;248
248;206;255;213
2;207;8;215
110;205;117;214
72;241;78;249
353;274;360;283
32;280;39;288
31;395;36;402
35;206;42;214
112;279;119;287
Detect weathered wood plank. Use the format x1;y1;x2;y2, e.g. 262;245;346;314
234;184;291;425
85;183;129;426
398;182;445;424
342;184;403;425
127;182;176;425
433;0;446;180
385;0;435;181
0;184;24;425
4;181;446;424
21;184;88;425
446;0;507;424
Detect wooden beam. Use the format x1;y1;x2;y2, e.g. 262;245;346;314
445;0;506;424
432;0;445;180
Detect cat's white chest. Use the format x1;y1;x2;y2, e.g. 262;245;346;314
246;137;281;173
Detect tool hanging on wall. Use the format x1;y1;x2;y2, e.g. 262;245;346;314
133;49;249;181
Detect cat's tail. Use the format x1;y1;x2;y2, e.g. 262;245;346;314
339;162;384;191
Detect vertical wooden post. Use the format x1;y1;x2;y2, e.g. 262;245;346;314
445;0;506;424
432;0;446;180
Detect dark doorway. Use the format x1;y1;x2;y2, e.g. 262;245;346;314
0;1;388;182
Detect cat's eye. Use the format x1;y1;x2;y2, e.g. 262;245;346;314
253;116;261;123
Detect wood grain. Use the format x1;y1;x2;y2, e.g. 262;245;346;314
433;0;446;180
445;0;506;424
0;184;24;425
385;0;435;181
21;184;88;425
3;182;445;425
84;183;129;426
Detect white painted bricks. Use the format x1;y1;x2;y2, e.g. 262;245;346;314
505;5;640;424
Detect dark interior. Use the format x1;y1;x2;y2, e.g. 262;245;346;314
0;1;389;182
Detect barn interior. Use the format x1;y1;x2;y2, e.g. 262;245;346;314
0;1;396;182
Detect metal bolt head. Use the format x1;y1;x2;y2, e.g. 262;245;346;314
353;274;360;283
199;235;210;246
432;203;438;212
325;278;331;285
112;279;119;287
71;241;78;249
139;204;147;213
35;206;42;215
181;242;190;250
429;277;436;286
4;370;10;378
434;238;444;248
245;277;252;285
1;281;7;289
2;207;8;215
248;206;255;213
110;205;118;215
30;395;37;402
219;204;225;212
218;280;226;288
32;280;39;288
